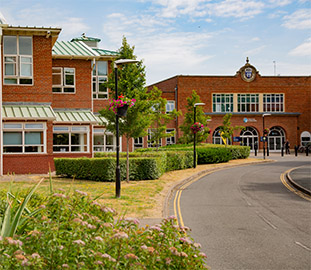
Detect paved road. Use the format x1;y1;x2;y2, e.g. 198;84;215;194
171;156;311;270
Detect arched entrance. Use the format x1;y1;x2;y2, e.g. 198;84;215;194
268;126;285;151
240;127;258;151
212;127;232;145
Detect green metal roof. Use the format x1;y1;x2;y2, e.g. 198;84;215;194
2;104;56;120
94;114;108;126
93;48;119;56
54;110;98;124
52;41;100;58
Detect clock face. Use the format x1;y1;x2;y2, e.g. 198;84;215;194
241;66;256;82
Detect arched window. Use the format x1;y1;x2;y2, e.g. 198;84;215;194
240;127;258;150
268;126;285;151
212;127;232;145
301;131;311;146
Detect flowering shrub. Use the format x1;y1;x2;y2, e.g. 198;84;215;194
0;190;208;269
109;94;136;115
191;122;204;134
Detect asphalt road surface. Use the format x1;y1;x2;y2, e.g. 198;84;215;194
173;157;311;270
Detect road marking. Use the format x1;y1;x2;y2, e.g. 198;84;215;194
256;211;277;230
295;241;311;251
280;169;311;201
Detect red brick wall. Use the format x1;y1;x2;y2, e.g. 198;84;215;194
52;59;92;109
149;73;311;148
3;36;53;103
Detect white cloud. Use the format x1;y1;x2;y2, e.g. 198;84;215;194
282;9;311;29
289;38;311;56
268;0;292;7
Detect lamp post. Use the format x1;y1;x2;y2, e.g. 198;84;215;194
193;103;205;168
262;113;271;160
114;59;139;198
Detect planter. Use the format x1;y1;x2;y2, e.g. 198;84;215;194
117;104;129;117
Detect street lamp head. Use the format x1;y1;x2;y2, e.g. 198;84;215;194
194;103;205;107
114;59;139;68
262;113;272;117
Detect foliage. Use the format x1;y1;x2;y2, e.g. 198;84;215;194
227;145;250;159
218;114;244;145
148;87;181;150
54;157;166;181
0;190;208;269
165;151;194;171
0;178;44;238
196;148;232;164
178;90;210;144
100;36;153;182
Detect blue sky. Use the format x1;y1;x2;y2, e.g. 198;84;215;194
1;0;310;85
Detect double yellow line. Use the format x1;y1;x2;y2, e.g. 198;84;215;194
280;168;311;201
173;169;223;227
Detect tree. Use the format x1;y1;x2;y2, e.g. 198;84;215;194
218;113;244;146
100;36;153;182
148;87;181;151
178;90;210;144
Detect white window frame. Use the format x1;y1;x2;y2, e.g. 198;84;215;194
92;61;108;99
3;35;33;85
166;101;175;113
93;128;116;152
238;94;259;112
263;94;284;112
53;126;89;153
212;94;233;112
52;67;75;93
3;123;46;154
212;127;232;145
148;128;162;148
166;129;175;145
133;137;144;150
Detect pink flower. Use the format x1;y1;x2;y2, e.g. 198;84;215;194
73;240;85;246
94;236;103;241
31;253;40;259
124;253;138;260
113;232;128;239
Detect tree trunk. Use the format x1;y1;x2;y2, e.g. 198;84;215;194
126;137;130;182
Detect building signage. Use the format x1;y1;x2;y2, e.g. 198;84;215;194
243;118;257;123
233;136;241;142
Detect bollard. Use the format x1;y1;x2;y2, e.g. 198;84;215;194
306;147;309;156
281;147;284;157
254;145;257;156
267;146;269;156
294;145;298;157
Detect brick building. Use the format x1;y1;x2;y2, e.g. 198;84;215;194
1;21;310;175
0;23;119;174
147;58;311;152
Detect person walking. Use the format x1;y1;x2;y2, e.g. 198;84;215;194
285;139;290;154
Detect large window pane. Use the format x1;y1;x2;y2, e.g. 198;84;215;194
53;134;69;145
19;36;32;55
97;61;107;76
4;132;22;145
3;36;17;54
25;132;42;145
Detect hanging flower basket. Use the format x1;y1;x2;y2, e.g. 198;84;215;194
109;95;136;117
264;128;269;135
191;122;204;134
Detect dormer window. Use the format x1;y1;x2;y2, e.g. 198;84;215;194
3;36;33;85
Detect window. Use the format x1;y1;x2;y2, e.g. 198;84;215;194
263;94;284;112
53;126;89;152
148;129;161;148
93;61;108;99
93;128;116;152
166;101;175;113
166;129;175;145
3;123;45;153
3;36;33;85
212;127;232;145
52;67;75;93
238;94;259;112
133;137;143;150
212;94;233;112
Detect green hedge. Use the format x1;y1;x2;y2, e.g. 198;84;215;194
196;147;232;164
227;145;250;159
54;156;166;182
165;151;193;171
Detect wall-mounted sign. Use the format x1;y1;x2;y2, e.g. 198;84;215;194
243;118;257;123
